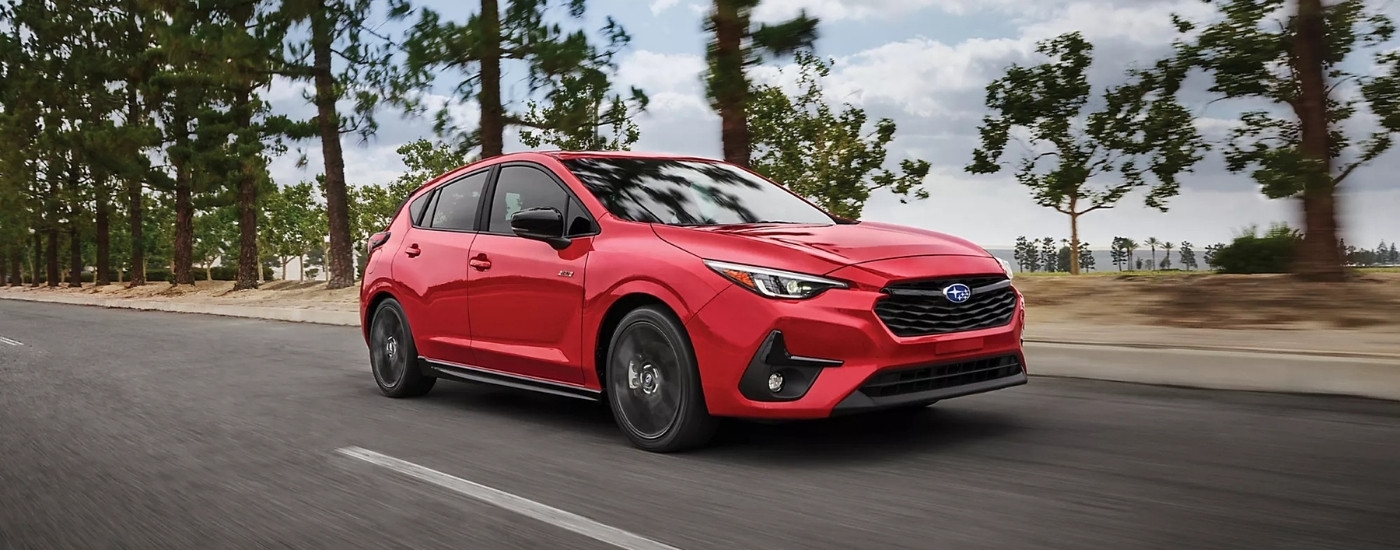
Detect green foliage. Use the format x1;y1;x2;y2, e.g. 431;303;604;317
969;32;1208;214
194;205;240;269
1160;0;1399;198
393;0;642;157
747;51;930;218
392;138;474;192
1178;241;1198;270
518;76;646;151
1210;223;1303;274
969;32;1206;274
262;182;327;267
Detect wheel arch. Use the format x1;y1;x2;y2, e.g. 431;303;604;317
590;291;693;392
362;289;399;342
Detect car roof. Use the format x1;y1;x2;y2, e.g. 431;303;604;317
406;149;725;197
538;150;720;163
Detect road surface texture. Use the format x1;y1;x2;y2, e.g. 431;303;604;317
1;300;1397;550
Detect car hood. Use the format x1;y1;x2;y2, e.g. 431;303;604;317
652;221;993;275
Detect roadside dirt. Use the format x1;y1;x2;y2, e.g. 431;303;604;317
1014;271;1400;332
4;271;1399;332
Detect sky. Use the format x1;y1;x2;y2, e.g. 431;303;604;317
262;0;1400;250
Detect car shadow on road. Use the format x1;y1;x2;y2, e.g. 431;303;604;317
698;406;1028;466
417;383;619;437
416;382;1026;463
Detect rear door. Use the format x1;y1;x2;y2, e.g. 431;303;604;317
391;168;491;367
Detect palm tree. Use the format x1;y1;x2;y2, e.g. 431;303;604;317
1162;241;1174;269
1145;237;1161;270
1123;238;1139;271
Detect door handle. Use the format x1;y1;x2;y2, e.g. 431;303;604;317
469;254;492;271
404;244;421;258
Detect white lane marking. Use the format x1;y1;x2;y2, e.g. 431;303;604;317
335;446;683;550
0;336;21;346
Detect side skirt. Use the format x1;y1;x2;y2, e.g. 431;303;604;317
418;358;602;402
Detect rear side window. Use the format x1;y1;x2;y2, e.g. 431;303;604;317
426;171;489;231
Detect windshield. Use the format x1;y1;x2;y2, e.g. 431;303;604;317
560;157;836;226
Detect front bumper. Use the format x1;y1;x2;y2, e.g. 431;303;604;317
685;263;1027;420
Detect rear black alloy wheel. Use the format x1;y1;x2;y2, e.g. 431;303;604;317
606;306;717;452
369;298;435;398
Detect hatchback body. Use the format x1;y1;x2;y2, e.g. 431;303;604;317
359;151;1027;452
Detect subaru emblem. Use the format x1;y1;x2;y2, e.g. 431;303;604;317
943;283;972;304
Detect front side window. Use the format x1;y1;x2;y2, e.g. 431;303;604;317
487;165;571;234
427;171;489;231
560;158;835;226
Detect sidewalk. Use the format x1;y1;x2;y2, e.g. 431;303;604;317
1025;323;1400;360
0;288;360;326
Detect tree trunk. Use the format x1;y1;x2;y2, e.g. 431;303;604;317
95;180;111;286
32;231;41;287
234;88;260;291
1292;0;1344;281
65;166;83;288
172;141;195;286
7;247;20;286
68;223;82;288
479;0;505;159
1067;198;1081;275
711;0;750;167
45;226;59;287
312;7;356;290
125;85;146;287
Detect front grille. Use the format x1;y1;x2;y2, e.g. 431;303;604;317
874;275;1016;337
860;355;1023;398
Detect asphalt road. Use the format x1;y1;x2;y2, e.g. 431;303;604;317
2;300;1398;550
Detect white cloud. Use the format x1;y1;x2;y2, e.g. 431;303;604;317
750;0;1025;23
648;0;680;15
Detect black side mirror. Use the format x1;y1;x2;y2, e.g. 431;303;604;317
509;207;570;249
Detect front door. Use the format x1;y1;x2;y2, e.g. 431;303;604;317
466;163;594;385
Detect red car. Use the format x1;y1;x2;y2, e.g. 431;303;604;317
359;151;1027;452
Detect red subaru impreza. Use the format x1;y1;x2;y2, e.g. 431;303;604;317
359;151;1027;452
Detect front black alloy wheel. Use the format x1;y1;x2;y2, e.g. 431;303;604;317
606;306;718;452
369;298;435;398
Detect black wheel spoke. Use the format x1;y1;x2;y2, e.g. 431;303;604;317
372;311;406;387
611;323;683;440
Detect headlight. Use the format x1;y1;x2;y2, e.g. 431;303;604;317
997;257;1015;280
703;260;847;299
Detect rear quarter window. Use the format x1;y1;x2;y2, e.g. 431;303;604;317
407;191;433;226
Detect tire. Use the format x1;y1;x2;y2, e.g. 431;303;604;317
605;305;718;452
368;298;436;398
